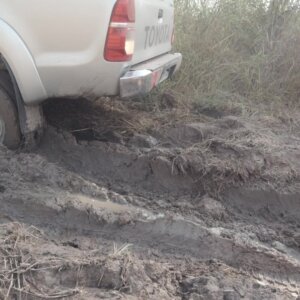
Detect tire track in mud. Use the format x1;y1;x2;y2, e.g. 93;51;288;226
31;124;300;288
1;188;300;286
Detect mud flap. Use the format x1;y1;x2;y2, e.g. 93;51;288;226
4;59;45;150
18;103;45;150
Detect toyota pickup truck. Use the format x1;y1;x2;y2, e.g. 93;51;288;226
0;0;182;149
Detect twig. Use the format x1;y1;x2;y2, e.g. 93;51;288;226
12;287;80;299
4;273;13;300
71;128;91;133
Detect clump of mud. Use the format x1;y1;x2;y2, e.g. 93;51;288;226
42;99;300;199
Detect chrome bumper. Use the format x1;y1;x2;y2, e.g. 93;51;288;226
120;53;182;98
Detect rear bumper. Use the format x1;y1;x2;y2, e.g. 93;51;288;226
120;53;182;98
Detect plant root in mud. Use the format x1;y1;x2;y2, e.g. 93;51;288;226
0;223;79;299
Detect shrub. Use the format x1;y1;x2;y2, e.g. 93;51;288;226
169;0;300;113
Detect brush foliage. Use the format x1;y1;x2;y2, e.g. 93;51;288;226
168;0;300;112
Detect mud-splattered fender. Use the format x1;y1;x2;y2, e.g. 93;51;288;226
0;18;47;104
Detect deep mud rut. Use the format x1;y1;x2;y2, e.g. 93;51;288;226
1;99;300;299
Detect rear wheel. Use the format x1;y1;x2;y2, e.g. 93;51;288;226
0;72;21;149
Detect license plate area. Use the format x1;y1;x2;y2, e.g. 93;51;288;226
158;64;176;84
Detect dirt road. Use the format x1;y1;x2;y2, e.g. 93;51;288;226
0;98;300;299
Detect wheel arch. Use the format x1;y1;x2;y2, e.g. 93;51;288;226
0;18;47;105
0;56;45;149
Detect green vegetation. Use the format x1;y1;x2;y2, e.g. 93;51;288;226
168;0;300;114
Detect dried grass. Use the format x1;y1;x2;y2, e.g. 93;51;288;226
0;223;80;299
168;120;299;196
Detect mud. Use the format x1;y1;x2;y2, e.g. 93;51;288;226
0;98;300;299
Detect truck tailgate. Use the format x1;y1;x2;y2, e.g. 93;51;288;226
132;0;174;64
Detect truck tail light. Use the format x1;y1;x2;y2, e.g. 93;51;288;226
104;0;135;62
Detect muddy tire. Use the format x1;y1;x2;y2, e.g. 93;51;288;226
0;72;21;149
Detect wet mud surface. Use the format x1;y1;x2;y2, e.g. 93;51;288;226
0;98;300;299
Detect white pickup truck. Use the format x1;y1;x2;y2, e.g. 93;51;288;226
0;0;182;149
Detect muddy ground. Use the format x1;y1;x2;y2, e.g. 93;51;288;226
1;97;300;299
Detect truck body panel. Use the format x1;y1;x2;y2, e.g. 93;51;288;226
0;0;180;104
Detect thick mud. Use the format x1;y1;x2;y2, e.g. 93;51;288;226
0;98;300;299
